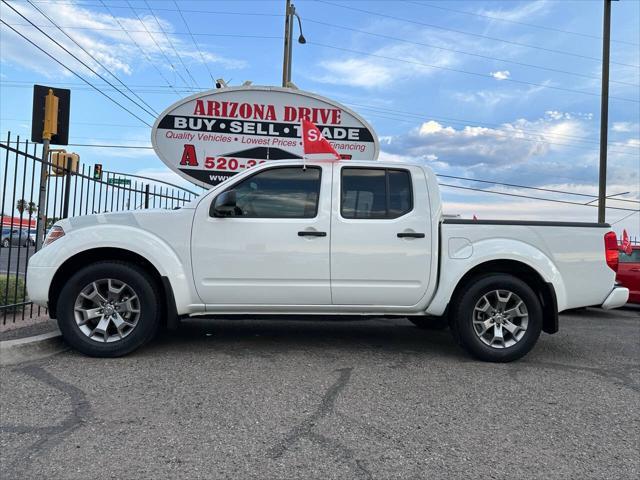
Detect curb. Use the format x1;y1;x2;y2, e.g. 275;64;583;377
0;329;68;366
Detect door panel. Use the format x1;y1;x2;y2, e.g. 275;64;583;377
191;164;332;305
330;165;432;306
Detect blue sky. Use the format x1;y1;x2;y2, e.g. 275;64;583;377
1;0;639;234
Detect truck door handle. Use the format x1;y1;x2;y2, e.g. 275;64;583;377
298;231;327;237
397;232;425;238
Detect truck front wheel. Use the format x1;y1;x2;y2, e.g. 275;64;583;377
450;274;542;362
56;261;160;357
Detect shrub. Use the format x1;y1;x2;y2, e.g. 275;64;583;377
0;275;26;312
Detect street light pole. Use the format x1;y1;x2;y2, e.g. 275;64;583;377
281;0;292;87
597;0;613;224
281;0;306;87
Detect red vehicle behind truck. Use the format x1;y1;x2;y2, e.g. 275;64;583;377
617;246;640;304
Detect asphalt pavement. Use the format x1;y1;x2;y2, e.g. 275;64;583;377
1;307;638;479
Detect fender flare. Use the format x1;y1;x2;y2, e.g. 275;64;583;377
43;224;196;314
426;238;567;317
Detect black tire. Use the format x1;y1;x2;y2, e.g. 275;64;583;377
450;274;542;362
408;316;449;330
56;261;161;357
1;239;9;248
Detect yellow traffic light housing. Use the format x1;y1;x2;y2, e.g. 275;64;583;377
42;89;59;141
50;149;79;176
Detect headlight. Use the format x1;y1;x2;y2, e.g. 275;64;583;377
44;225;65;247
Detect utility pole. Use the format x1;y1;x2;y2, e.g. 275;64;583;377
281;0;292;87
281;0;306;87
597;0;614;224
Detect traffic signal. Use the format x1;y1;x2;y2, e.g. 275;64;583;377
94;164;103;180
50;150;79;176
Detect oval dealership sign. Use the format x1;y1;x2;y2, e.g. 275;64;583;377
151;86;379;187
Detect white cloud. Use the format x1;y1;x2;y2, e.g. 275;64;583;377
316;58;394;88
381;115;584;168
453;81;549;108
612;122;639;133
490;70;510;81
0;1;246;82
313;29;457;89
378;112;639;196
477;1;550;23
418;120;454;136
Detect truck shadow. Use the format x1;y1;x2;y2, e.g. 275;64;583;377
151;317;467;361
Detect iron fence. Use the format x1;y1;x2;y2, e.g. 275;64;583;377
0;132;199;324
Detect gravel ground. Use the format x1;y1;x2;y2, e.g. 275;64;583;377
1;307;638;480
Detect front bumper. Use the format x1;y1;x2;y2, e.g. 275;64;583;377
601;286;629;310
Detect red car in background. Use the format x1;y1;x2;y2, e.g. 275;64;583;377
617;246;640;304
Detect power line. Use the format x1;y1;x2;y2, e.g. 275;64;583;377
1;117;149;128
142;0;200;89
66;143;153;149
173;0;215;87
303;18;639;88
2;0;158;120
19;1;284;18
3;134;636;210
315;0;640;70
348;104;639;157
406;1;640;47
25;0;159;117
5;21;284;39
308;42;640;104
2;80;638;155
436;174;639;204
5;133;638;210
124;0;192;89
612;210;639;224
439;183;640;212
343;101;640;150
98;0;182;100
0;20;153;127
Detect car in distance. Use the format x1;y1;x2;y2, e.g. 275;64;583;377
1;227;31;247
26;160;629;362
617;246;640;304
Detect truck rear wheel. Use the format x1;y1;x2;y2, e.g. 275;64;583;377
450;274;542;362
56;261;160;357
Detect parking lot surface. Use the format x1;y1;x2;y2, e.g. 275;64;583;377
1;307;638;479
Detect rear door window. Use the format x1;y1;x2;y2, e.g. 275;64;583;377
341;168;412;219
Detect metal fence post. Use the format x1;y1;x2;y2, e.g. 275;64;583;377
144;184;150;209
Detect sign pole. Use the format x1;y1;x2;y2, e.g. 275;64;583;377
35;89;58;250
35;139;49;250
62;155;73;218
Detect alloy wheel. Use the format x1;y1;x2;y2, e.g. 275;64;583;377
73;278;141;343
472;289;529;349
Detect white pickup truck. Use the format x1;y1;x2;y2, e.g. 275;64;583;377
27;160;628;361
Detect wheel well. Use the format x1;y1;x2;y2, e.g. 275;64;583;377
450;260;558;334
48;247;167;321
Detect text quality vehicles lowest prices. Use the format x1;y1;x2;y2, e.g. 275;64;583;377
27;160;628;361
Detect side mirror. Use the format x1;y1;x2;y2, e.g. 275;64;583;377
210;189;238;217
